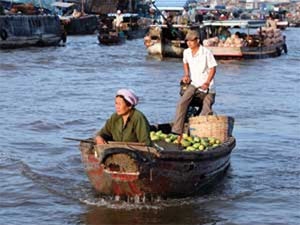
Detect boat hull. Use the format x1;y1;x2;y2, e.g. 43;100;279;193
98;32;125;45
61;15;98;35
207;42;285;59
80;136;236;198
0;15;62;49
147;39;285;59
276;20;289;30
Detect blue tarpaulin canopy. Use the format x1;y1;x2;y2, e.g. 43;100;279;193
153;0;187;8
3;0;56;9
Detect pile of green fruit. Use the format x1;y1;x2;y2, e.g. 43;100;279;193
180;134;221;152
150;130;179;144
150;131;222;152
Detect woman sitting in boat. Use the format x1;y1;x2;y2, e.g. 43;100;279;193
94;89;152;146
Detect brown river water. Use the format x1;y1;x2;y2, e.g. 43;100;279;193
0;28;299;225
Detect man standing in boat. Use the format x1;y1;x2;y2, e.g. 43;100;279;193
172;30;217;142
113;10;124;32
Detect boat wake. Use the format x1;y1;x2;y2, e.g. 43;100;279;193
1;153;254;210
19;162;218;209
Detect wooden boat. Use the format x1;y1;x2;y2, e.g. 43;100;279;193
52;1;98;35
202;20;288;59
288;19;300;27
97;30;126;45
60;14;98;35
79;123;236;199
0;15;63;49
276;20;289;30
144;20;287;59
104;13;150;40
143;23;189;58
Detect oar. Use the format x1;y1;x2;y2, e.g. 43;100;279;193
63;137;95;143
63;137;146;146
150;1;182;38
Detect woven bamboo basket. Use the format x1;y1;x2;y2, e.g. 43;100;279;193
188;115;234;142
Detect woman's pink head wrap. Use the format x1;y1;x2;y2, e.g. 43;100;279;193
116;89;139;106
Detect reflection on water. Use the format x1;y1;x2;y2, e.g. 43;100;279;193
0;29;300;225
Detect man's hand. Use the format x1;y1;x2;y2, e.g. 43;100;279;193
182;74;191;84
201;82;210;91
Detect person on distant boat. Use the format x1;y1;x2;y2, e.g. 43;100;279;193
282;35;288;54
182;8;189;24
113;10;124;31
72;9;81;18
219;13;227;20
94;89;151;146
267;15;277;29
172;30;217;142
160;10;169;24
0;3;4;15
218;26;231;41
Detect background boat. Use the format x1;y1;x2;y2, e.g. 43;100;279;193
52;1;98;35
144;20;287;59
97;30;126;45
0;14;63;49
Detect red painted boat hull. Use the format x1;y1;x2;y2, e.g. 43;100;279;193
80;137;236;199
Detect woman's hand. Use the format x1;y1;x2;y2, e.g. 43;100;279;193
95;136;107;145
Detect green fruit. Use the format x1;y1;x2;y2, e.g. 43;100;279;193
212;143;219;148
215;139;221;144
181;139;191;147
182;133;189;139
193;137;200;143
170;135;177;141
193;143;200;148
208;137;216;145
173;139;179;144
165;138;172;143
160;133;167;138
187;136;193;142
156;130;162;135
198;145;205;151
151;135;160;141
186;146;195;151
201;139;208;147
